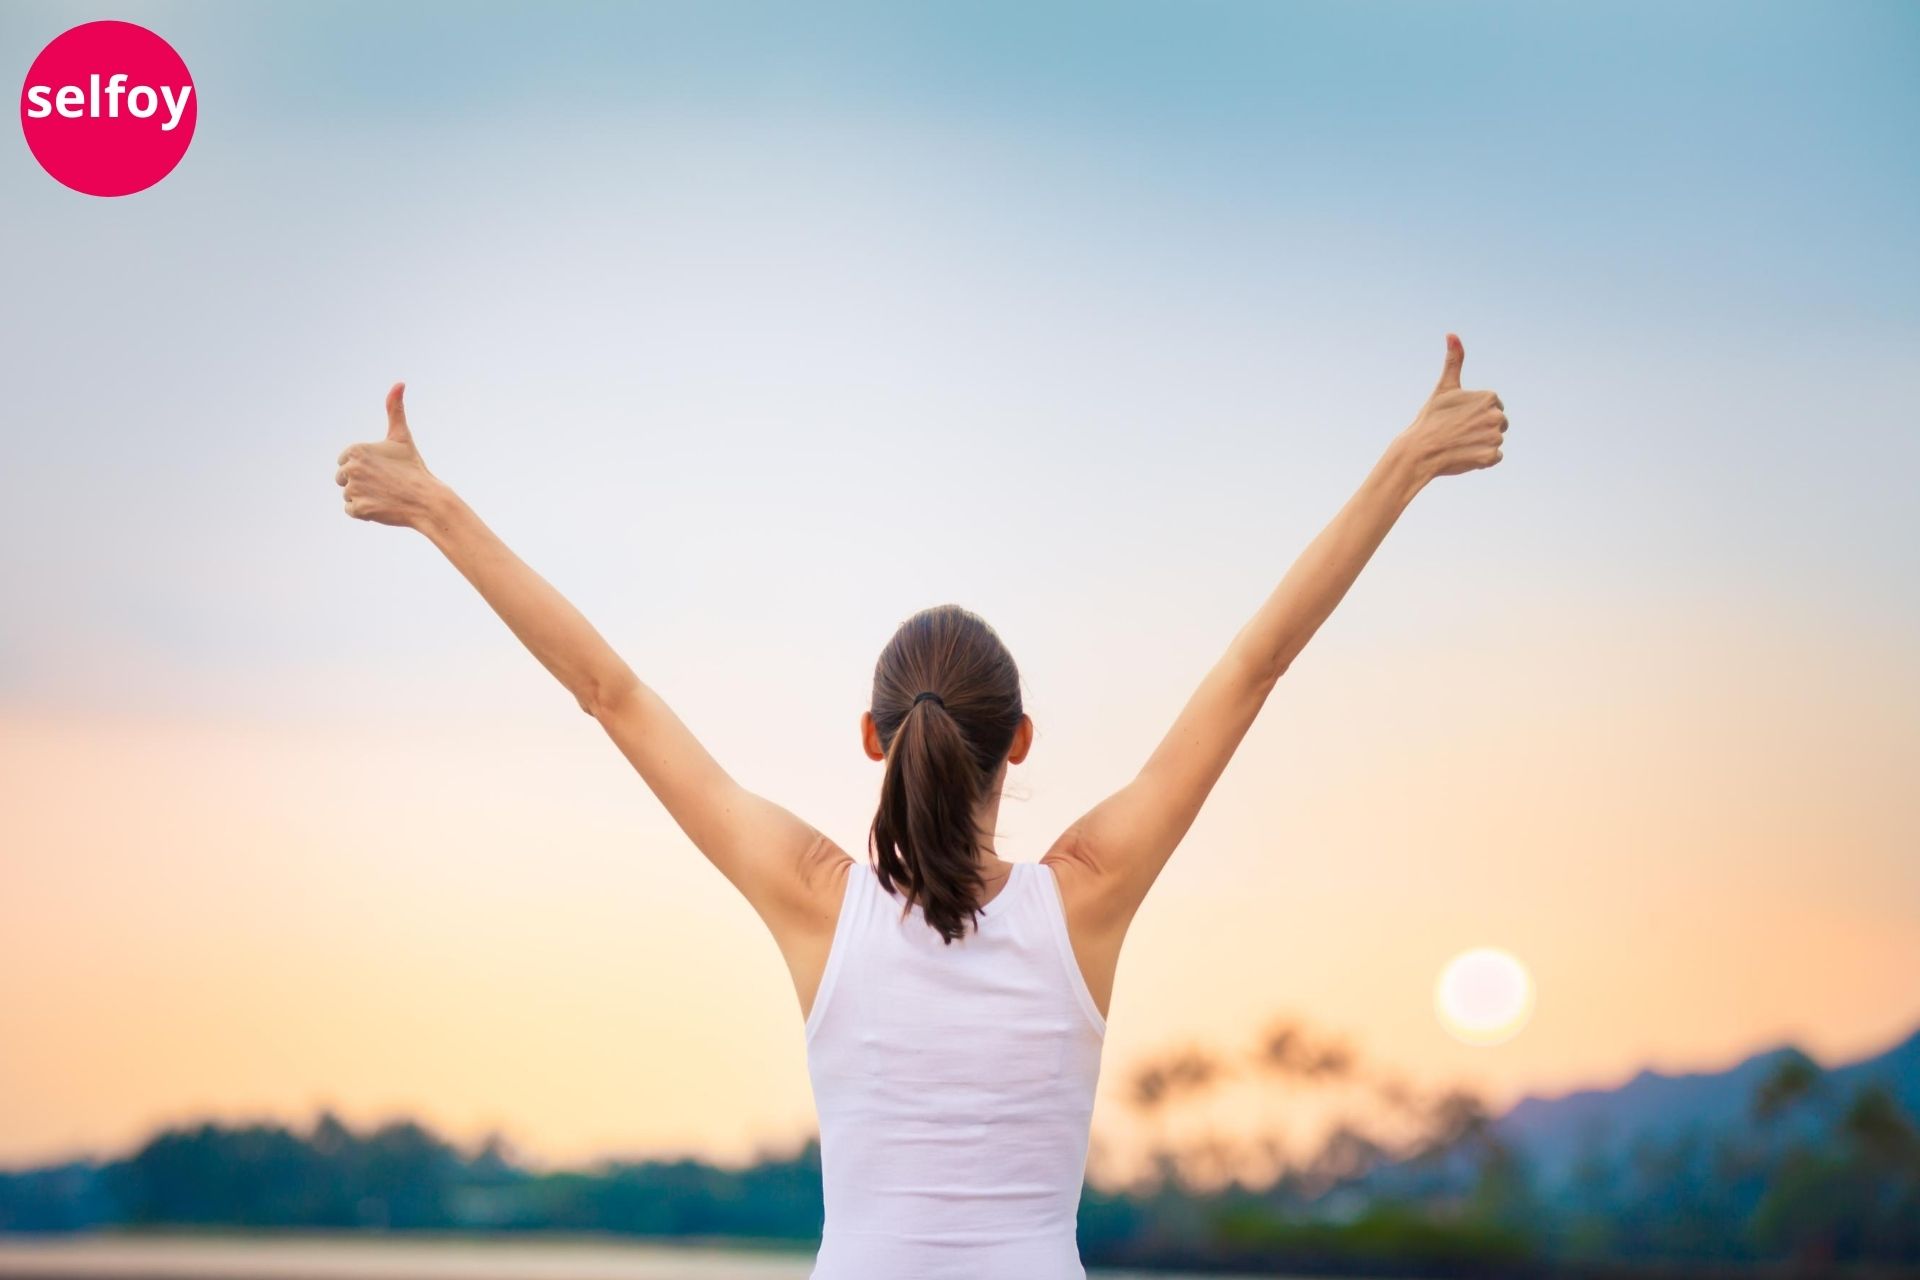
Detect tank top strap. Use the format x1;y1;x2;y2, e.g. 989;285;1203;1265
804;859;874;1043
1033;859;1108;1036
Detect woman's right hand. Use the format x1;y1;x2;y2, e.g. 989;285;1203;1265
1396;334;1508;481
335;382;447;528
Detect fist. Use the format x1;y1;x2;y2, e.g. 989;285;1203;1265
335;383;440;527
1398;334;1508;480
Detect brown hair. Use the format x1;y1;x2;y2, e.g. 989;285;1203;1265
868;604;1025;944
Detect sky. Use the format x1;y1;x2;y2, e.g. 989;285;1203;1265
1;0;1917;1175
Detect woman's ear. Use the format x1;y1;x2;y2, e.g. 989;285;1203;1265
860;710;885;761
1006;713;1034;765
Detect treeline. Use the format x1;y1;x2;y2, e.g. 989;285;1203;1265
0;1110;1532;1274
0;1116;824;1241
3;1030;1917;1274
1104;1024;1920;1272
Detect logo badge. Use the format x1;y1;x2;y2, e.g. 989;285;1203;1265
20;20;197;197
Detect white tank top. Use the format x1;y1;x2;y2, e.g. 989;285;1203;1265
804;858;1108;1279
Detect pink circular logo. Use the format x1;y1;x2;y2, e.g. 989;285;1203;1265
19;21;197;197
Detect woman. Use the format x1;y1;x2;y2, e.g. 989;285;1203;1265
333;334;1506;1278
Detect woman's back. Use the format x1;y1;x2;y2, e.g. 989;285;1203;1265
804;859;1107;1279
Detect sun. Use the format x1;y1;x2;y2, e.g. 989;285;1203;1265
1435;947;1535;1046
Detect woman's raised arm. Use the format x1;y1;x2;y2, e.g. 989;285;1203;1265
334;384;849;941
1045;336;1508;986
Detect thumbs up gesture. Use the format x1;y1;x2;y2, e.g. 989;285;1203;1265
335;382;445;527
1397;334;1508;480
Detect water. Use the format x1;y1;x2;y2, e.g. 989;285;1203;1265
0;1237;1263;1279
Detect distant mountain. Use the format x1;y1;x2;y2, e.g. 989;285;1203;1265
1494;1024;1920;1195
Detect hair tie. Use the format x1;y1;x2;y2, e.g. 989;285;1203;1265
912;691;945;710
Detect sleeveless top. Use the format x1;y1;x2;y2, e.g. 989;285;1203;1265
804;859;1108;1279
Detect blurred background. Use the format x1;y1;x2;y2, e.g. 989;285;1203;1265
2;0;1916;1275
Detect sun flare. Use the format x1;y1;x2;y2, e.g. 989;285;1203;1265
1435;947;1535;1046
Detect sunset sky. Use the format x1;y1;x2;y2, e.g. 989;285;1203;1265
3;1;1917;1175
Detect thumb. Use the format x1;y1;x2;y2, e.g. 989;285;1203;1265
1434;333;1465;394
385;381;413;444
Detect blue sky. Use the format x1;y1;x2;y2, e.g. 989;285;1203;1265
3;0;1914;718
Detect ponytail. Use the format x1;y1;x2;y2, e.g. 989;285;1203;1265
867;606;1024;944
